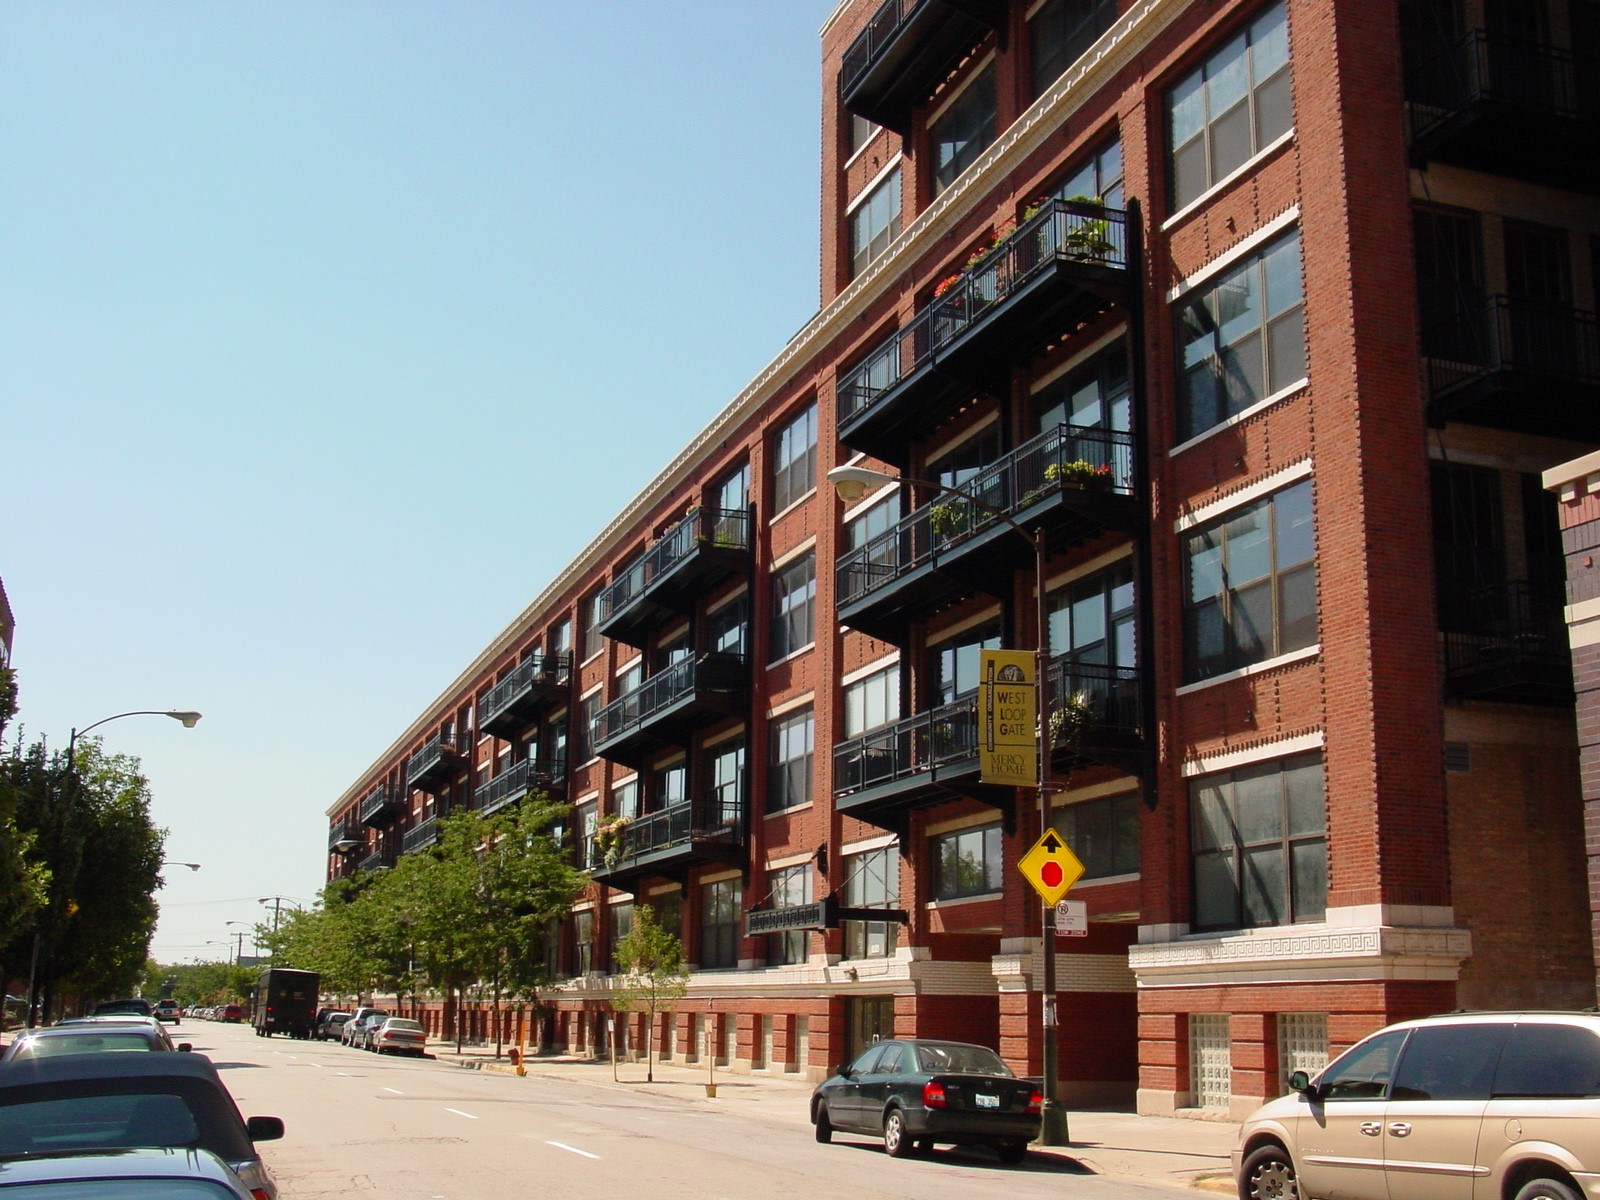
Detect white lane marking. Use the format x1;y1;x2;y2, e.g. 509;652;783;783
445;1108;478;1120
547;1141;599;1160
336;1073;353;1077
384;1088;404;1095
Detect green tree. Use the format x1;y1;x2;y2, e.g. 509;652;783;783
611;905;688;1083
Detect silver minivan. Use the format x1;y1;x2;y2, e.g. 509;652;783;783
1234;1011;1600;1200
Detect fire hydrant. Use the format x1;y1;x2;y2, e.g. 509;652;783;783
509;1045;524;1076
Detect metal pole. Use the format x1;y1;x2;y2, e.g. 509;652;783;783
1035;530;1069;1146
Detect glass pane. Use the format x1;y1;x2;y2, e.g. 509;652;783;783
1209;99;1252;181
1291;838;1326;920
1284;756;1325;836
983;826;1002;889
1215;264;1261;347
1208;33;1250;114
1192;781;1232;850
1392;1024;1507;1101
1183;363;1220;437
1234;765;1284;842
1263;233;1303;318
1242;844;1286;924
1169;69;1205;147
1188;535;1224;601
1114;794;1141;874
1321;1030;1406;1100
1070;590;1105;651
1232;577;1272;662
1187;600;1226;678
1173;136;1207;209
1194;849;1238;927
1496;1024;1600;1098
1274;482;1315;566
1277;564;1318;651
1267;310;1307;391
1251;4;1289;78
1226;506;1271;583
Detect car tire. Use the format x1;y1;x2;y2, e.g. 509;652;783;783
814;1106;833;1144
995;1141;1028;1165
1514;1180;1582;1200
1239;1144;1298;1200
883;1109;913;1158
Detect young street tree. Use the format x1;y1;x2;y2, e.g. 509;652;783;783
611;904;688;1084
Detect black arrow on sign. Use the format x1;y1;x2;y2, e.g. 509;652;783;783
1040;830;1064;853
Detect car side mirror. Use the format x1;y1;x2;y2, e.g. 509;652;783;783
246;1116;285;1142
178;1043;192;1053
1288;1070;1315;1096
835;1064;853;1079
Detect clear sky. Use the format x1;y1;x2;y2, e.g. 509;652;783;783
2;2;835;964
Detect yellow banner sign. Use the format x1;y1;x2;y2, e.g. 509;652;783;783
978;649;1038;787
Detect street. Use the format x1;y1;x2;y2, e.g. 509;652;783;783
185;1022;1203;1198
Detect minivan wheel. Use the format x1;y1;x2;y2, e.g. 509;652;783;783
1240;1145;1298;1200
1514;1180;1581;1200
883;1109;913;1158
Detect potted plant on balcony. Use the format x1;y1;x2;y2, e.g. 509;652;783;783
594;816;631;869
1046;459;1114;491
1060;194;1116;260
929;501;971;541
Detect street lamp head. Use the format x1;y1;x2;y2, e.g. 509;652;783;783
167;711;203;729
826;464;898;504
162;862;201;872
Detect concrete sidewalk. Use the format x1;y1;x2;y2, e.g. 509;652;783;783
430;1040;1239;1193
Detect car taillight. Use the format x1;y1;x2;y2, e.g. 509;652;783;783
922;1080;948;1109
1026;1087;1043;1114
250;1191;270;1200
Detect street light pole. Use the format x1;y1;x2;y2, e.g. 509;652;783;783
27;709;202;1027
829;465;1069;1145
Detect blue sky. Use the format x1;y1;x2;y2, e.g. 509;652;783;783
2;2;835;962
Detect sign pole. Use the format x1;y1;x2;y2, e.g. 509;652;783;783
1034;528;1069;1146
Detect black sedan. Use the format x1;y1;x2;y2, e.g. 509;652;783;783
810;1039;1042;1163
0;1050;284;1199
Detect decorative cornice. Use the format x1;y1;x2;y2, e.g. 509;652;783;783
1130;923;1472;987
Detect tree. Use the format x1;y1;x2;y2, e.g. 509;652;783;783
611;905;688;1083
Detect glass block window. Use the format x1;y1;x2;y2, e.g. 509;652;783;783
850;168;901;279
1168;2;1292;210
930;62;996;197
1278;1013;1329;1080
1177;229;1306;441
1192;752;1326;931
1190;1013;1232;1108
1183;478;1316;681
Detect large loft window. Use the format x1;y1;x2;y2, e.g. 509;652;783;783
770;552;816;662
1183;479;1316;681
768;707;814;814
843;846;899;959
845;492;900;551
772;403;817;512
933;823;1003;900
767;863;812;965
1036;340;1130;435
929;619;1002;706
1030;0;1118;99
700;878;741;969
1049;561;1136;673
929;62;996;198
1054;138;1124;209
850;168;902;279
1176;228;1306;442
1167;1;1291;210
1192;751;1326;931
1053;790;1140;880
844;661;901;736
709;594;748;659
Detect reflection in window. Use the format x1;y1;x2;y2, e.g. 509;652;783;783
1030;0;1118;98
930;63;996;197
933;824;1003;900
850;169;901;279
844;847;900;958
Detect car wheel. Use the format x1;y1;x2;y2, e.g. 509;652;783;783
1240;1144;1299;1200
995;1140;1028;1165
883;1109;913;1158
1514;1180;1582;1200
813;1105;833;1144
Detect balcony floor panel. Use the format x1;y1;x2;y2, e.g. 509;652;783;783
1429;371;1600;441
841;4;997;134
1410;103;1600;193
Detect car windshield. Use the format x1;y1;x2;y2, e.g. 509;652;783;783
384;1020;422;1032
12;1035;155;1059
912;1043;1012;1076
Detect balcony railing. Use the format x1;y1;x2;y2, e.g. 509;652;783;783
358;782;401;828
473;754;568;817
835;423;1137;640
406;732;466;793
1442;580;1572;705
358;846;396;874
837;199;1129;461
587;792;745;887
1046;657;1145;776
327;820;363;853
832;697;979;809
480;652;571;739
839;0;1003;134
596;507;751;647
401;817;438;855
1407;29;1599;190
593;653;747;765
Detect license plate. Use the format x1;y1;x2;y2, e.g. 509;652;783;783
975;1093;1000;1109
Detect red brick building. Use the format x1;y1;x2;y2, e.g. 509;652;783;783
327;0;1600;1116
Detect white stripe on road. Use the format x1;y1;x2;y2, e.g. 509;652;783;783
446;1108;478;1120
547;1142;599;1160
384;1088;404;1095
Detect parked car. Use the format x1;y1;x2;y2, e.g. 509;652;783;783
342;1007;388;1047
367;1018;427;1057
314;1010;351;1042
152;1000;181;1025
347;1013;388;1051
216;1004;243;1024
810;1039;1042;1163
0;1051;284;1199
89;999;154;1018
0;1147;257;1200
1235;1010;1600;1200
2;1020;190;1060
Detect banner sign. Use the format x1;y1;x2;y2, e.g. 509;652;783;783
978;649;1038;786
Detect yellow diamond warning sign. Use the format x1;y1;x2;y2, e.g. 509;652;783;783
1017;828;1086;905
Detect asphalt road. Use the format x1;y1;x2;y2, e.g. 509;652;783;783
185;1020;1190;1199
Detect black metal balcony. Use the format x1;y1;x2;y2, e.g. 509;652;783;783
473;754;568;817
586;792;745;892
406;732;468;794
837;200;1131;465
358;845;396;873
358;782;402;828
1407;29;1600;192
401;817;438;855
480;653;572;740
839;0;1005;134
596;507;751;648
836;423;1138;643
593;654;748;769
831;698;1012;837
328;819;364;854
1442;581;1572;705
1046;657;1145;778
1424;295;1600;440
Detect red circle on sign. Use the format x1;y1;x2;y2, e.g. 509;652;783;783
1041;862;1063;888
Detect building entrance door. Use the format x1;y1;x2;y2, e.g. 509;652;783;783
848;996;894;1063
